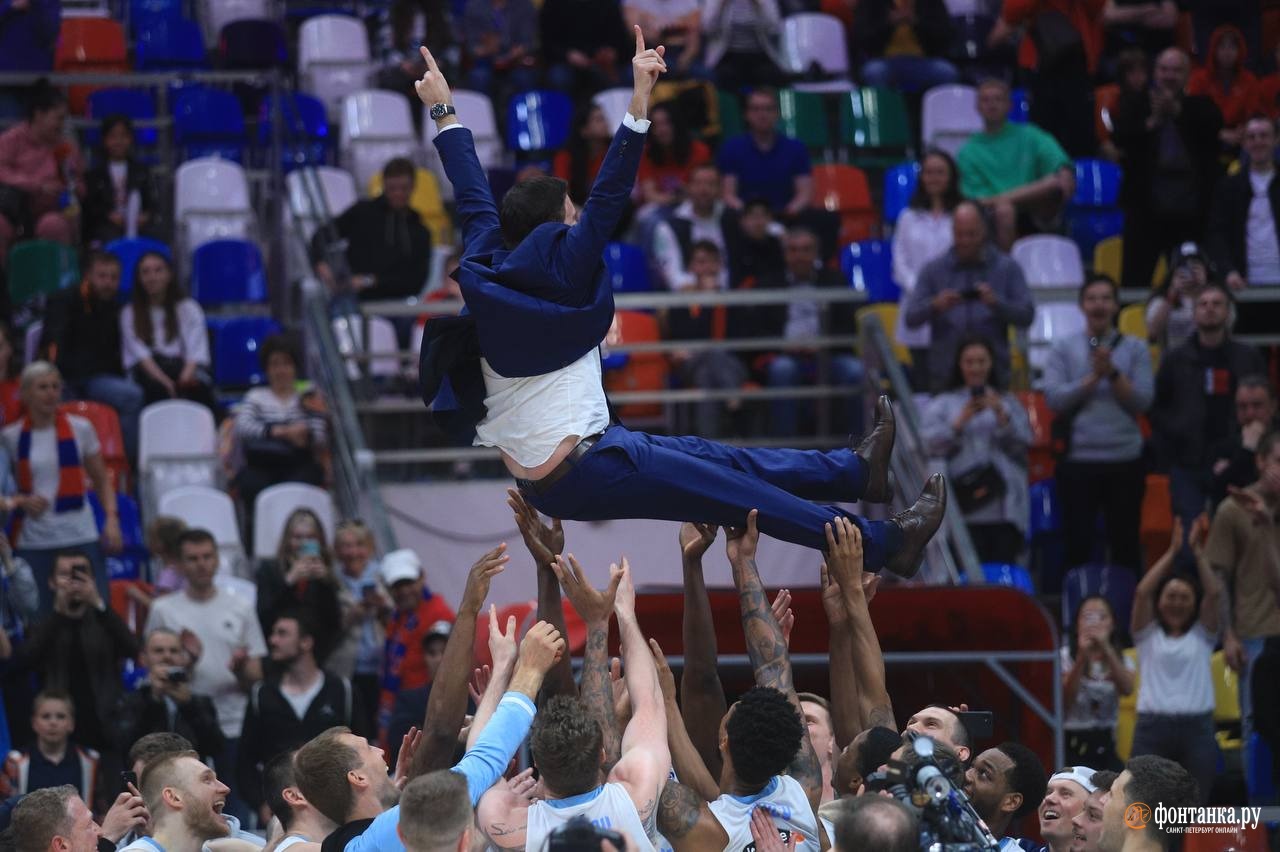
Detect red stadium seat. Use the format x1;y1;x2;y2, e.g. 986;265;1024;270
1140;474;1173;570
59;400;130;492
55;19;129;114
604;311;668;422
811;164;878;244
1017;390;1056;483
1180;826;1269;852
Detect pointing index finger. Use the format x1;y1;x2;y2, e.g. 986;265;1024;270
419;45;439;73
634;23;645;56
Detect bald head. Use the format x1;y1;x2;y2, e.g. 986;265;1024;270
1155;48;1190;93
952;202;988;262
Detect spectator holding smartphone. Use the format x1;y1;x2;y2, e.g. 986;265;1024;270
255;509;342;667
1062;596;1134;770
1145;243;1208;350
329;519;387;731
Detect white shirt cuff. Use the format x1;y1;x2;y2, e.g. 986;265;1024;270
437;122;465;133
623;112;650;133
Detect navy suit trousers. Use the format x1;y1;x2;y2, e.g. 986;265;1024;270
523;425;902;570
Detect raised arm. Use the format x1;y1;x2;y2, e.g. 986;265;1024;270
411;543;509;778
466;606;519;751
552;554;624;770
1132;518;1181;636
820;562;860;749
609;558;671;829
725;511;824;808
651;638;721;803
678;523;728;778
1187;515;1222;635
415;46;503;257
826;519;895;733
508;490;575;699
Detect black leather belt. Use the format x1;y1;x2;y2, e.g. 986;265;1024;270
515;433;603;496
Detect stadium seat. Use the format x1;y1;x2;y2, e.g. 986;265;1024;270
24;322;42;365
88;492;145;551
1028;303;1086;375
592;87;634;131
130;0;184;27
1210;650;1240;727
921;84;981;157
716;89;743;138
1028;478;1061;538
1019;389;1056;482
1008;87;1030;123
218;18;288;70
253;483;335;560
59;401;129;490
333;315;401;378
55;18;128;113
258;91;329;170
811;164;877;244
106;237;172;300
173;86;247;162
1140;474;1173;570
367;167;452;251
603;243;652;293
207;316;282;385
135;17;208;71
422;89;504;199
781;13;850;80
857;304;911;365
139;400;220;516
7;241;79;304
157;485;244;556
1117;647;1138;760
191;239;268;305
1095;83;1120;148
1072;159;1122;208
882;162;919;226
174;157;255;256
506;90;574;154
1060;563;1135;632
1118;303;1160;370
981;563;1034;594
603;311;667;422
1245;733;1276;802
1093;235;1122;282
286;166;358;243
298;15;372;119
841;240;899;303
199;0;268;46
87;88;159;148
1012;235;1085;289
340;90;417;193
840;88;911;167
778;89;829;149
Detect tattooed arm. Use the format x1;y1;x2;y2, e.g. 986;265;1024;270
508;489;576;700
658;780;730;852
411;543;509;777
725;510;824;809
476;785;531;850
553;554;624;770
825;519;896;732
678;523;729;781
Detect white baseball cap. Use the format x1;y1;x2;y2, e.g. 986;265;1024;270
1050;766;1099;794
380;549;422;586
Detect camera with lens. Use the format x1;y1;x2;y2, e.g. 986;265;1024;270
863;734;998;851
547;816;626;852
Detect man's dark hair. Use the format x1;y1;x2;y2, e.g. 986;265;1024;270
529;695;602;796
1090;769;1118;793
10;785;77;852
275;609;317;645
177;528;217;551
726;687;804;787
1197;280;1234;305
258;333;302;372
263;750;300;830
127;732;195;772
1123;755;1199;841
499;176;568;249
382;157;416;183
50;549;92;576
689;240;722;262
742;198;773;218
294;726;359;825
995;741;1048;819
856;726;902;780
84;249;121;273
1238;374;1274;398
25;79;65;120
32;689;74;719
832;795;919;852
1080;273;1119;305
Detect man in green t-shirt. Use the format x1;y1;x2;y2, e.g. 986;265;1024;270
957;79;1075;250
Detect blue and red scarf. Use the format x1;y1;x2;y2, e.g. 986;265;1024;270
12;413;85;543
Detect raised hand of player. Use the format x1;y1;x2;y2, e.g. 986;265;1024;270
630;25;667;112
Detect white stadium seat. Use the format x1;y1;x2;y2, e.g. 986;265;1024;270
287;166;359;243
174;157;255;258
592;88;633;132
253;483;335;560
340;90;417;194
299;15;372;119
198;0;266;45
921;84;981;157
158;485;245;558
781;13;850;77
1029;302;1086;376
1012;235;1085;289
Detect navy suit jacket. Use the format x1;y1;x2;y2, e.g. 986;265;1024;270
419;122;646;439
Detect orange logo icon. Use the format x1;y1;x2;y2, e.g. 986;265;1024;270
1125;803;1152;830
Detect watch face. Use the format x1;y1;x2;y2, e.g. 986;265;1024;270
431;104;449;119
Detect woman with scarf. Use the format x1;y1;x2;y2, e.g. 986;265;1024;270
0;361;121;614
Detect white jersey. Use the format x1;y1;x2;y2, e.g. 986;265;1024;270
527;783;657;852
709;775;819;852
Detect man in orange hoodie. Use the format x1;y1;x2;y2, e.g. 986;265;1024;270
1188;24;1261;149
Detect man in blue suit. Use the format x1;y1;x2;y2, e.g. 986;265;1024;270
415;32;946;577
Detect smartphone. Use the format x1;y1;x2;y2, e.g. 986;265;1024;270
165;666;188;683
970;385;986;399
958;710;995;740
298;539;322;558
962;289;981;301
361;583;380;602
120;770;138;793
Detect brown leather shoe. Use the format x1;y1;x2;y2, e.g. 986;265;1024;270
854;395;895;503
884;474;947;579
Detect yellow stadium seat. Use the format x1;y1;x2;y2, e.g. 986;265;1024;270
1211;650;1242;752
1116;648;1139;761
1151;254;1167;288
367;167;453;250
1093;236;1122;283
857;304;911;366
1118;303;1160;370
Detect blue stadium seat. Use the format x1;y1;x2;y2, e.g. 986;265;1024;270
130;0;184;28
208;316;283;385
89;492;145;551
1061;563;1136;632
191;239;268;305
1008;87;1031;123
981;563;1034;593
841;239;900;304
219;19;289;70
105;237;172;300
882;161;919;226
86;88;159;148
603;243;652;293
1073;159;1121;208
258;92;329;170
135;17;208;71
1246;733;1276;801
506;90;574;153
1028;477;1062;538
1069;210;1124;260
174;86;246;162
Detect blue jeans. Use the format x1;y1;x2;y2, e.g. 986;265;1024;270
1169;464;1209;528
66;374;144;465
1240;636;1268;803
1130;711;1218;804
766;353;865;439
18;541;107;616
523;425;903;567
860;57;959;92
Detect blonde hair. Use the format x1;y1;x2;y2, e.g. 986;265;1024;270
19;360;60;395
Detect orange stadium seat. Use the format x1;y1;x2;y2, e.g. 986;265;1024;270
812;164;878;244
55;19;129;113
604;311;668;423
1140;474;1173;569
59;400;130;492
